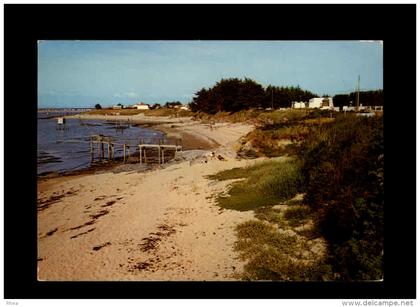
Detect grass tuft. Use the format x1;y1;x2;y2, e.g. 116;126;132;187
254;207;285;226
283;205;313;227
209;159;304;211
234;220;332;280
206;167;251;181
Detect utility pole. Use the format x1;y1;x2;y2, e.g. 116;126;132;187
356;75;360;112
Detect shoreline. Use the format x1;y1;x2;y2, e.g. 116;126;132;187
67;113;224;150
38;114;220;179
38;116;256;280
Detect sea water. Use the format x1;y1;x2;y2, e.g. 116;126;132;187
37;112;165;175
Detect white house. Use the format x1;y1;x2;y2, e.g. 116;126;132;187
343;106;356;111
308;98;323;108
291;101;306;109
133;102;149;110
366;105;383;111
180;105;190;111
308;97;334;109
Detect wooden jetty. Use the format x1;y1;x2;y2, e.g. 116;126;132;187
90;135;115;162
138;143;182;165
89;135;182;165
115;120;130;132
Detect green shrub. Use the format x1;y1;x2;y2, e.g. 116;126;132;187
243;125;307;158
306;109;334;119
256;109;307;125
191;109;267;124
299;114;384;280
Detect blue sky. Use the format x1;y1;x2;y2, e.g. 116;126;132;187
38;40;383;108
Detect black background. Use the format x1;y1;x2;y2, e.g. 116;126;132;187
4;4;416;299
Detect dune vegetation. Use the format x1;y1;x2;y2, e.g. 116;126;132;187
208;112;384;281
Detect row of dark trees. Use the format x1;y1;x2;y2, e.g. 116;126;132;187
164;101;182;108
95;81;383;113
189;78;318;114
333;90;384;108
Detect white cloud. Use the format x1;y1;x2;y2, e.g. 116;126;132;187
125;92;139;98
113;92;139;99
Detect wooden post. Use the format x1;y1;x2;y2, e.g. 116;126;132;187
144;148;147;164
107;142;111;161
123;144;126;163
127;145;130;159
101;142;104;159
90;140;93;162
158;146;161;165
98;141;101;160
139;146;143;164
162;148;165;164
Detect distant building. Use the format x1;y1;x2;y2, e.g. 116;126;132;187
133;102;150;110
356;104;383;112
343;106;356;111
343;105;383;113
367;105;383;111
291;101;306;109
180;105;190;111
112;104;123;109
308;97;334;109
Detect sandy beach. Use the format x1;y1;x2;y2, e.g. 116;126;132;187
37;114;258;280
